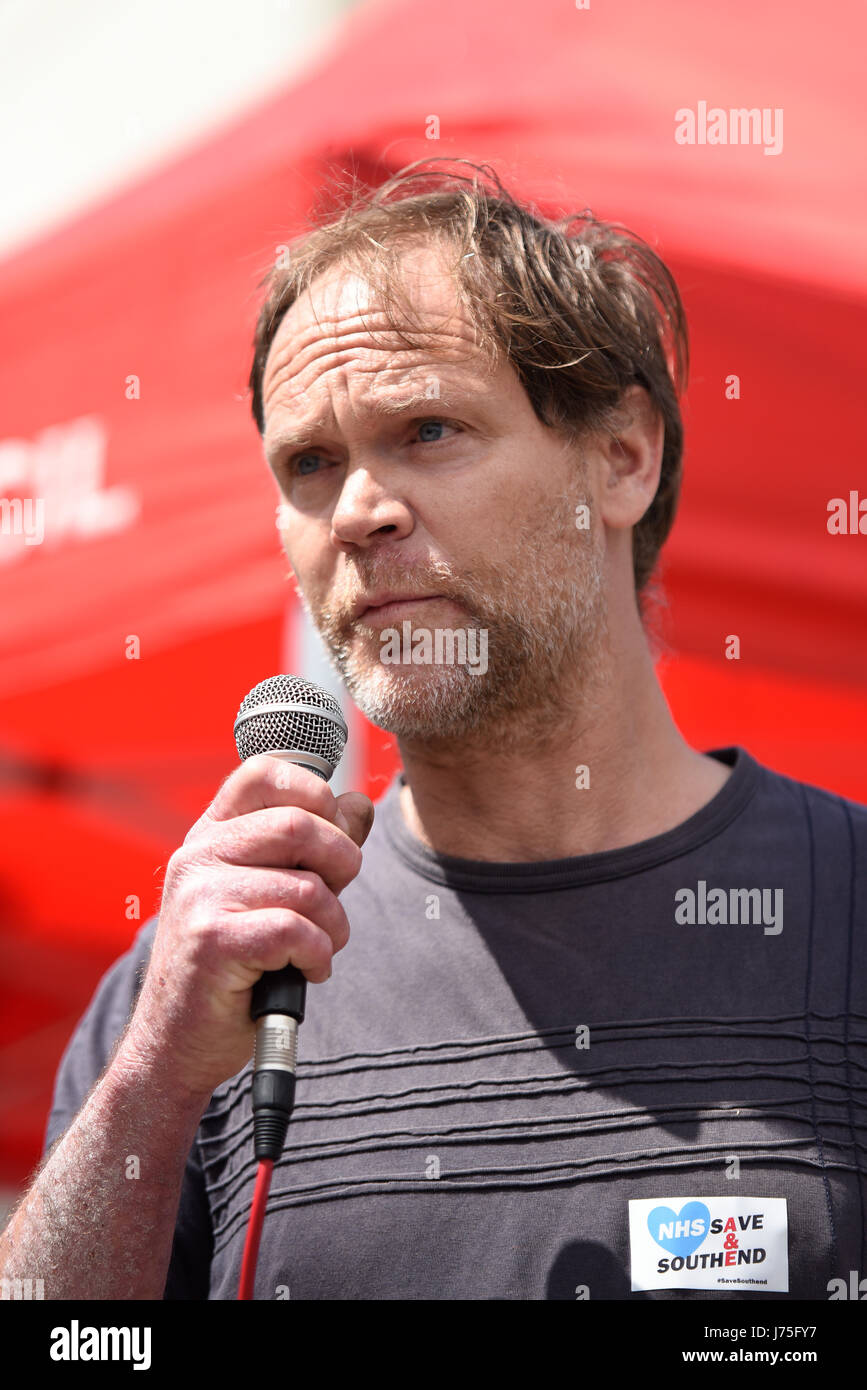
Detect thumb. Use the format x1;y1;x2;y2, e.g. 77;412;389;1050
334;790;375;848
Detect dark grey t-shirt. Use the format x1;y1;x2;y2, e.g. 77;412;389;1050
43;747;867;1299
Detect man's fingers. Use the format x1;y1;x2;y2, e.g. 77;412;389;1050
209;866;351;954
333;791;375;848
226;908;338;985
185;756;339;844
185;805;363;895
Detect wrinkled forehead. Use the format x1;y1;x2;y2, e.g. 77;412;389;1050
293;241;465;334
261;249;494;421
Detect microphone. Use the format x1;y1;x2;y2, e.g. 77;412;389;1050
233;675;349;1160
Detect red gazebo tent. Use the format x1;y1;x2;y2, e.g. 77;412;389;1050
1;0;865;1188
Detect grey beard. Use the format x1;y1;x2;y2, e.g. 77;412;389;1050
301;549;609;754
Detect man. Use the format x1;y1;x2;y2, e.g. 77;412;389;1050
3;160;865;1299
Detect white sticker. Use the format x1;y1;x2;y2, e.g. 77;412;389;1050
628;1197;788;1292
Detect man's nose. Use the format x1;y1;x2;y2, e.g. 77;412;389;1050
329;465;414;550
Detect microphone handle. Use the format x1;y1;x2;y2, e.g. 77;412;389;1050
251;965;306;1024
247;752;331;1027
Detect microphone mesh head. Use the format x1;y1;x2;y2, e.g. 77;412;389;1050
234;675;348;774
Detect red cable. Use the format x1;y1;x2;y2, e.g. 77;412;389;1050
237;1158;274;1300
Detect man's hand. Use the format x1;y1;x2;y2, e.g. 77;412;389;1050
118;755;374;1100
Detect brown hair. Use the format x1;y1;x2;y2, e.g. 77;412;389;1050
248;157;689;597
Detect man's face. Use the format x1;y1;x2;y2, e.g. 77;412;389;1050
260;240;608;747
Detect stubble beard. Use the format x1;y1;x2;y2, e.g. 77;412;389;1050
296;492;609;754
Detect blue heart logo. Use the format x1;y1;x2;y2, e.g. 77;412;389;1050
647;1201;710;1257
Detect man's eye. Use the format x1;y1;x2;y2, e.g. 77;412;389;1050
287;420;456;477
415;419;456;443
285;453;327;478
295;454;321;475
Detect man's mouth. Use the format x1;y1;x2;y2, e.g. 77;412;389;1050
352;592;451;624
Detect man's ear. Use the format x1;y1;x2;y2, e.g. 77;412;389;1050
596;384;664;531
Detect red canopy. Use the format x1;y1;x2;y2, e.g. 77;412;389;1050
1;0;865;1183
